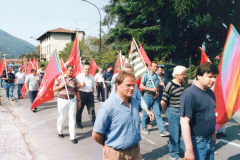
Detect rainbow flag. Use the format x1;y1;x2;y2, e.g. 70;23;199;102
214;24;240;129
30;49;62;110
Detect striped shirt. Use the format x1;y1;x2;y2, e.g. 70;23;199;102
54;75;78;99
162;80;185;108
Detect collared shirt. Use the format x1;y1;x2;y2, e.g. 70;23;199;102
102;70;113;81
25;74;39;91
15;72;26;84
54;75;78;98
76;73;96;92
94;72;103;82
110;73;118;87
141;70;159;93
111;84;147;110
93;92;141;149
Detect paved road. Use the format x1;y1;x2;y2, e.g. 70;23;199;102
0;89;240;160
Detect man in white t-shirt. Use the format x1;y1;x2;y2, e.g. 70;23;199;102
76;64;96;129
15;68;26;99
94;68;104;101
25;68;41;112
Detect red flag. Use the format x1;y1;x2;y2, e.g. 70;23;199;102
135;77;142;91
65;34;81;76
35;58;38;68
89;59;98;76
21;61;34;99
31;50;62;110
21;59;28;70
114;56;119;74
0;58;6;77
138;42;151;69
215;55;220;59
200;47;211;65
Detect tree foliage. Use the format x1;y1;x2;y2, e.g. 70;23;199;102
102;0;237;66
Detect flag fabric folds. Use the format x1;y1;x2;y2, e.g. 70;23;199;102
30;49;62;110
130;39;148;80
138;42;151;69
200;47;211;65
214;24;240;129
21;59;28;70
89;59;98;76
21;60;34;99
64;33;81;76
0;58;6;77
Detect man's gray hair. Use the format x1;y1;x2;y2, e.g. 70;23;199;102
172;66;187;77
122;63;133;71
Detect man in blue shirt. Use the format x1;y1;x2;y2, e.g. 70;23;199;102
110;63;154;117
93;71;151;159
140;61;169;136
180;62;218;160
102;63;113;101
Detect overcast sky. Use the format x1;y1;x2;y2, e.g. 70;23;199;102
0;0;110;46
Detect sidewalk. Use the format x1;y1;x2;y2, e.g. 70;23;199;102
0;95;32;160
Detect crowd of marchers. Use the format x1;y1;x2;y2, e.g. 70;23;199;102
1;61;221;160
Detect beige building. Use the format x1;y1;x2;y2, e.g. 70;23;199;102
37;28;85;61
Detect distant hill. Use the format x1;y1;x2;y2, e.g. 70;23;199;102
0;29;36;58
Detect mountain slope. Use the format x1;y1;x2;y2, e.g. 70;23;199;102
0;29;36;57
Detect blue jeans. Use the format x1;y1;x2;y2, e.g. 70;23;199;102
17;83;24;98
29;91;38;104
0;79;3;88
181;135;215;160
5;83;14;98
142;94;164;132
166;106;181;159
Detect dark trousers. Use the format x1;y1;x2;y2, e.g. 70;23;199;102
104;82;111;101
76;91;96;126
17;83;23;98
29;91;38;104
97;82;104;101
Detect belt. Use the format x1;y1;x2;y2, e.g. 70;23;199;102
145;92;156;96
105;81;111;83
59;96;74;99
97;82;103;83
80;91;93;94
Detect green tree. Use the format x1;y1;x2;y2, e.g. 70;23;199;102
102;0;235;66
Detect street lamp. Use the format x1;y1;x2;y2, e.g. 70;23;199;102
82;0;101;52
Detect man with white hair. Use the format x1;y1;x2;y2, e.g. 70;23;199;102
161;65;186;160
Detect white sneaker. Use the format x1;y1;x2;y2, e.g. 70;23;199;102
142;129;150;135
160;131;169;137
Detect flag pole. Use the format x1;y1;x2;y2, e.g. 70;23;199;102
133;38;157;93
56;47;71;104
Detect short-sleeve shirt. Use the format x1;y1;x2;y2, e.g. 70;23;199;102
180;84;216;137
25;74;39;91
54;75;78;98
102;70;113;81
141;70;159;93
94;73;103;82
2;72;15;83
162;80;185;108
93;92;141;149
15;72;26;84
76;73;95;92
